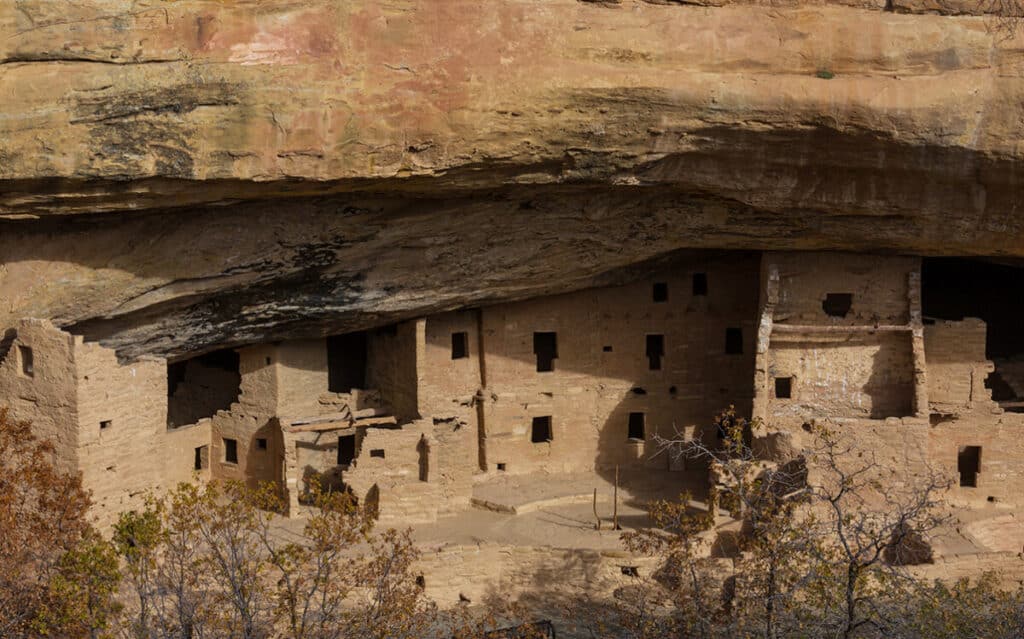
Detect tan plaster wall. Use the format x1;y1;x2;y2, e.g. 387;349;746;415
767;333;916;420
367;321;422;422
237;343;279;415
0;320;79;470
480;255;760;475
769;252;916;326
924;319;994;410
275;339;328;419
420;310;481;417
762;253;919;423
74;339;169;524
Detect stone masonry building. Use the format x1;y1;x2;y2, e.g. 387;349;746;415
2;251;1022;527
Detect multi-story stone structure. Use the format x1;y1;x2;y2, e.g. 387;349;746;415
2;251;1022;527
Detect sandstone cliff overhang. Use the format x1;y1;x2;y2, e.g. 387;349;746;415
2;0;1023;358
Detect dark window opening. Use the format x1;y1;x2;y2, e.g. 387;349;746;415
100;420;111;431
370;449;385;458
628;412;645;440
496;462;507;471
653;282;669;303
534;332;558;372
167;348;241;429
823;293;854;318
923;258;1024;410
255;438;267;451
338;434;356;466
603;345;613;353
958;446;981;487
669;385;678;395
725;328;743;355
327;331;368;393
692;273;708;296
224;438;238;464
265;356;272;366
415;576;426;589
451;332;469;359
18;345;33;377
621;566;640;577
646;334;665;371
194;445;208;471
775;377;793;399
531;416;553;443
631;387;647;395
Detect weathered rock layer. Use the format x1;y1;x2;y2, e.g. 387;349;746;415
2;0;1024;357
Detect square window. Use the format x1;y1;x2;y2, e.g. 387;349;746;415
531;416;553;443
255;438;267;451
628;412;645;440
223;438;238;464
774;377;793;399
603;345;613;353
652;282;668;303
823;293;853;318
692;273;708;296
725;328;743;355
100;420;112;431
370;449;385;458
533;332;557;372
496;462;507;472
451;332;469;359
18;345;33;377
646;335;664;371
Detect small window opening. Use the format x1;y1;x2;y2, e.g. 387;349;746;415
338;434;356;466
223;438;238;464
531;416;553;443
646;334;665;371
988;496;997;503
628;412;645;440
652;282;669;303
194;445;208;470
370;449;385;458
603;345;613;353
100;420;112;431
265;356;272;366
774;377;793;399
958;446;981;487
725;328;743;355
669;385;678;395
692;273;708;296
18;345;33;377
534;332;558;372
631;387;647;395
451;332;469;359
415;576;426;589
496;462;507;472
823;293;853;318
255;438;268;451
621;566;640;577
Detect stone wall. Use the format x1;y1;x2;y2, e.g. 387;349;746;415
479;254;760;476
367;321;422;423
924;319;994;411
0;319;79;471
758;252;920;425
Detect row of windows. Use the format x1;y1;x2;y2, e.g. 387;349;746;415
449;328;746;368
528;413;645;443
652;274;708;303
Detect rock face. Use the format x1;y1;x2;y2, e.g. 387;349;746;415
2;0;1024;358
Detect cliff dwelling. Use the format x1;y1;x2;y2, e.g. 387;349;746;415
5;0;1024;634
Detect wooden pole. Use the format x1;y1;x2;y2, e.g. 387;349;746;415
613;464;621;531
593;488;601;531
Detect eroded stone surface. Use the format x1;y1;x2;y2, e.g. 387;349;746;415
3;0;1024;357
